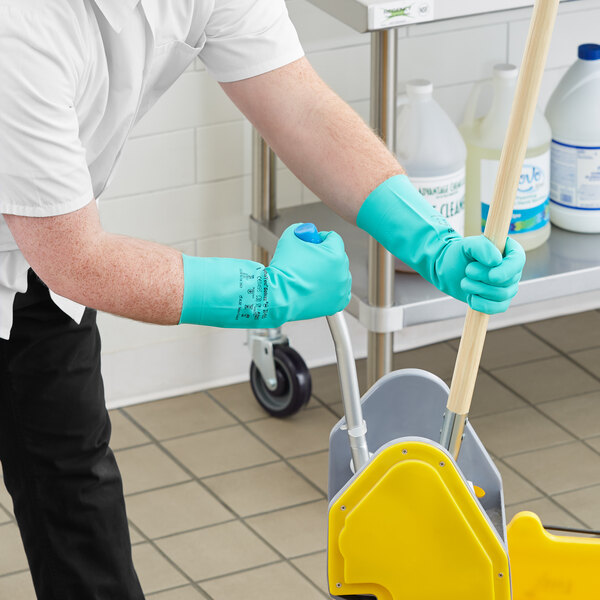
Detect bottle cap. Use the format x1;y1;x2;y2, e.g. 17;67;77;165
493;64;518;79
406;79;433;97
578;43;600;61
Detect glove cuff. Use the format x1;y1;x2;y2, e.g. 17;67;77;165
179;255;267;327
356;174;459;282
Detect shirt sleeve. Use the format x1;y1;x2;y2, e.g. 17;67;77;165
0;6;94;217
199;0;305;83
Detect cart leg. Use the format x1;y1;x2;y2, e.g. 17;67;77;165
367;29;397;387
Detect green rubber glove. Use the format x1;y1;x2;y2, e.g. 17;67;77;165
357;175;526;314
179;224;351;328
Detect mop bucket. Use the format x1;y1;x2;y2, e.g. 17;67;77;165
507;511;600;599
325;313;511;600
325;312;600;600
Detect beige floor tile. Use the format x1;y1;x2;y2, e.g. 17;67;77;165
156;521;278;581
554;484;600;530
538;391;600;439
163;426;277;478
208;382;269;421
201;561;326;599
0;479;14;519
571;347;600;379
125;393;235;440
0;524;29;575
204;462;322;517
0;571;36;600
586;436;600;453
505;497;583;529
292;551;328;592
130;524;146;545
494;461;542;506
393;343;458;381
0;505;11;526
450;326;556;370
132;543;188;595
491;356;600;404
526;311;600;353
470;407;574;458
326;402;344;419
289;452;329;494
505;442;600;495
127;482;233;539
311;360;367;405
148;585;205;599
246;500;327;558
468;372;527;418
247;408;339;458
116;445;190;496
109;410;150;450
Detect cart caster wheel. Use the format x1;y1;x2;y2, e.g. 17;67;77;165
250;345;312;418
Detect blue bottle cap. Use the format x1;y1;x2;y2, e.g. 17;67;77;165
578;43;600;61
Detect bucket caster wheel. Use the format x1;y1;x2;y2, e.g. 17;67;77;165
250;345;312;417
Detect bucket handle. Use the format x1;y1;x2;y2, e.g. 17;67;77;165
294;224;370;473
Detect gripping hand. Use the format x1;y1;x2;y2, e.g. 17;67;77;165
357;175;525;314
179;224;351;328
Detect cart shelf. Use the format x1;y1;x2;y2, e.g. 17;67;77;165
250;203;600;332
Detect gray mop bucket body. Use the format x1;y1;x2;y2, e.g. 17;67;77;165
327;368;507;599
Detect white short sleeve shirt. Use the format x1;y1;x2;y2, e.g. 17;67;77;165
0;0;304;339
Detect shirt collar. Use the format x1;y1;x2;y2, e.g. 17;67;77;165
93;0;140;33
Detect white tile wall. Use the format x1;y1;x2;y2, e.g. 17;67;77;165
99;0;600;407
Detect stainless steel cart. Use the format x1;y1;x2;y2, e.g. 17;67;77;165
247;0;600;414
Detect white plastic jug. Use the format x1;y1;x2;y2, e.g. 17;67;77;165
396;79;467;236
461;64;552;251
545;43;600;233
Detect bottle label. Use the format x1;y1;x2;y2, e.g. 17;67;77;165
410;168;465;235
550;140;600;210
480;151;550;233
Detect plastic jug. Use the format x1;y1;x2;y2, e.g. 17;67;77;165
461;64;552;251
395;79;467;236
545;43;600;233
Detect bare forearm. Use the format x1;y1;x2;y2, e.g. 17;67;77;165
54;232;184;324
5;202;184;325
222;57;403;222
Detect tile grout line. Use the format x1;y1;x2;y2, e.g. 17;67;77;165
0;567;31;582
480;363;600;455
120;400;326;448
522;324;600;385
200;390;332;596
120;406;328;598
203;390;328;499
117;411;226;600
491;454;591;530
520;325;600;459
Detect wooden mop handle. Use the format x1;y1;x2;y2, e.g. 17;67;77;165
446;0;559;416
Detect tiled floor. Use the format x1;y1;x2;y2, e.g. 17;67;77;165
2;310;600;598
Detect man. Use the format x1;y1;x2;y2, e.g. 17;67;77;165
0;1;525;598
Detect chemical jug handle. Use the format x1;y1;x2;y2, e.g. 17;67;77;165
396;94;409;108
462;80;491;129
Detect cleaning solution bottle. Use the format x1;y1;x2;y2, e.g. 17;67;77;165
461;64;551;250
545;43;600;232
395;79;467;235
394;79;466;272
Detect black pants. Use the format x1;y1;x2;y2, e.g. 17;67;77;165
0;271;144;600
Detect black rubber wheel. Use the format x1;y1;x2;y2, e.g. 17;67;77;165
250;345;312;417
